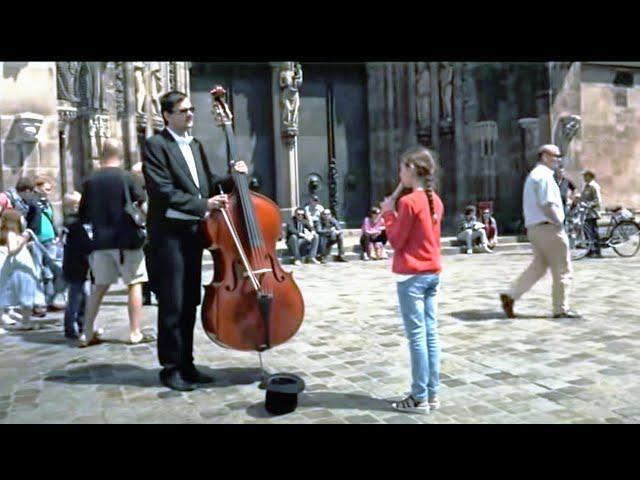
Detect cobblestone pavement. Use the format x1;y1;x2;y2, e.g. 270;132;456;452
1;249;639;424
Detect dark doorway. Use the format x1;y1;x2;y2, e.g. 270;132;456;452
297;64;370;227
189;63;276;200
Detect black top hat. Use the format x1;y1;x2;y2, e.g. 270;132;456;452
264;373;305;415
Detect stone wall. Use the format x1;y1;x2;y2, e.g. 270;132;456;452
460;62;547;233
579;63;640;209
0;61;60;211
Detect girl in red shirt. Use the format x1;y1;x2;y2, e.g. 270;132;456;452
380;146;444;414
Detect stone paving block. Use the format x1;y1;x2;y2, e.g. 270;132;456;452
1;252;639;424
344;414;382;424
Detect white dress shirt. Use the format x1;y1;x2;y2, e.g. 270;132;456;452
166;127;200;192
523;163;565;228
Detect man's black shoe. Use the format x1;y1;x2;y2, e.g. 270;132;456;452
160;368;196;391
500;294;516;318
182;366;215;384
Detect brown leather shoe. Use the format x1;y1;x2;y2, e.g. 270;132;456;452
500;294;516;318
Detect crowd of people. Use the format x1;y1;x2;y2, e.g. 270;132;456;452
0;139;152;345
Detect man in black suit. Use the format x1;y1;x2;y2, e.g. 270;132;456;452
142;91;247;391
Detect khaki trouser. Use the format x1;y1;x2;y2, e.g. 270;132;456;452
507;224;572;315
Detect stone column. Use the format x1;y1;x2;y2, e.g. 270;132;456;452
121;62;139;167
536;89;552;145
270;62;300;220
518;118;540;170
429;62;440;151
57;104;77;196
453;63;466;213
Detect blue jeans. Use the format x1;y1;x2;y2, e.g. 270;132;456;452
396;273;441;402
64;281;87;337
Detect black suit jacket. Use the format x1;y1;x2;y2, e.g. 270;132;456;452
142;129;233;237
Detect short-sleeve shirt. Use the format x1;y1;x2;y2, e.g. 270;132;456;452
523;163;564;228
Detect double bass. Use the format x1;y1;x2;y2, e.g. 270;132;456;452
201;86;305;352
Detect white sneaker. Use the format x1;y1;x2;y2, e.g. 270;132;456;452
428;395;441;410
129;331;143;344
1;313;17;326
466;249;473;255
0;327;7;334
391;395;430;414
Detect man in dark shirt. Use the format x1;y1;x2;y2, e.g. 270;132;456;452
286;207;320;265
314;209;348;263
78;138;148;347
555;166;576;218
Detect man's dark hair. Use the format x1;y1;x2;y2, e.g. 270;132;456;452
464;205;476;215
15;177;35;192
583;169;596;179
160;91;188;125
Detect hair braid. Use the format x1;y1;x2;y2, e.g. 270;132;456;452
400;146;440;225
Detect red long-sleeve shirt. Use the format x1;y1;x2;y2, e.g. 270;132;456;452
382;190;444;275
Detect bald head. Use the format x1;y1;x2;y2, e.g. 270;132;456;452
537;144;562;169
101;138;123;167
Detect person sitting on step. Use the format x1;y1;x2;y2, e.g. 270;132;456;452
314;209;348;263
456;205;493;254
360;206;388;260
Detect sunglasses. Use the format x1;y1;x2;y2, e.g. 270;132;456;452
173;107;195;115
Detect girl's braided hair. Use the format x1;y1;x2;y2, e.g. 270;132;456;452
400;146;439;225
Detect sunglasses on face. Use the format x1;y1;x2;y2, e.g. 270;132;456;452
173;107;195;115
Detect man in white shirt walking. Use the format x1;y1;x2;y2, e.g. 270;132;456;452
500;144;580;319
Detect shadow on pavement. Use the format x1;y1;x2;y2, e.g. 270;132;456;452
450;309;511;321
44;363;263;390
450;309;548;321
8;328;71;346
245;391;393;418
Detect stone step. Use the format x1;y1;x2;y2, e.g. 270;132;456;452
203;240;531;264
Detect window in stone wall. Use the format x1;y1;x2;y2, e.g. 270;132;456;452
613;70;633;87
614;87;628;108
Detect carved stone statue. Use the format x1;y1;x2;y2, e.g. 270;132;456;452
133;62;146;115
439;63;453;122
554;114;582;154
280;62;303;131
147;61;163;116
56;62;81;103
416;64;431;129
79;62;107;111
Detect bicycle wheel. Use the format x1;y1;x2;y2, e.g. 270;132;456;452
611;221;640;257
567;222;592;260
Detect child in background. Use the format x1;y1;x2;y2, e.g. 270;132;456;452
61;192;91;340
0;210;40;330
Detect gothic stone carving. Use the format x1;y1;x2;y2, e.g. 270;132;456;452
88;114;111;159
280;62;303;136
148;62;162;116
56;62;81;103
114;62;125;117
133;62;163;117
553;114;581;153
416;62;431;131
439;63;453;122
79;62;107;112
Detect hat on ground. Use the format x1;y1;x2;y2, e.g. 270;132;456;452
264;373;306;415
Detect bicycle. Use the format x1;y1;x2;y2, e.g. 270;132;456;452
565;203;640;260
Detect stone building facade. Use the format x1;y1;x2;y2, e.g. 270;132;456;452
1;61;638;234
